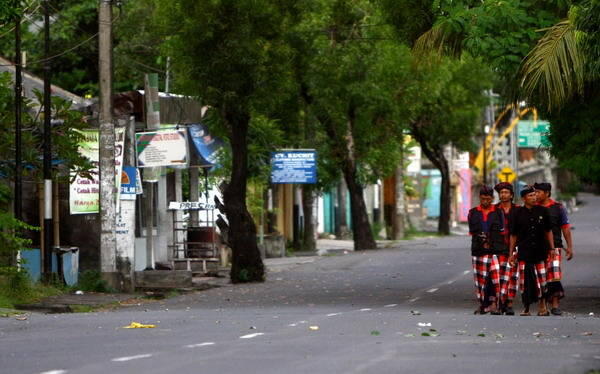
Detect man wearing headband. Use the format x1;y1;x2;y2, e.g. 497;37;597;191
535;182;574;316
509;185;555;316
468;185;506;314
494;182;519;315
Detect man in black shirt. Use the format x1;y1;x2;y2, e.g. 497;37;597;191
495;182;519;315
468;186;505;314
535;182;574;316
509;185;555;316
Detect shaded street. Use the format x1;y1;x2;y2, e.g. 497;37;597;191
1;195;599;374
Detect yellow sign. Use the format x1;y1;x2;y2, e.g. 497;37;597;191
497;167;516;183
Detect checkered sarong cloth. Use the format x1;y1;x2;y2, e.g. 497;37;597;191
517;261;547;299
546;248;562;282
498;255;518;303
472;255;500;303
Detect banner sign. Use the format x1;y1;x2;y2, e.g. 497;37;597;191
69;128;125;214
271;150;317;184
188;123;224;169
120;166;137;200
136;129;188;168
168;201;216;210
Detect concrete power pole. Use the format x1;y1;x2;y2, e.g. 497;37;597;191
98;0;117;287
143;73;161;270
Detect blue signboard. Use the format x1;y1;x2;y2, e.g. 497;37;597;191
188;123;224;169
120;166;137;200
271;150;317;184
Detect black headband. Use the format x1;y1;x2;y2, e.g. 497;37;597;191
494;182;513;194
520;185;535;197
480;185;494;196
534;182;551;192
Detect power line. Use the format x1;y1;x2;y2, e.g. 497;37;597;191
0;1;42;39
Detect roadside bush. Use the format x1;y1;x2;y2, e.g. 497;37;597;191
76;270;113;293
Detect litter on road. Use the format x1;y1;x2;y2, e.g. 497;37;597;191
123;322;156;329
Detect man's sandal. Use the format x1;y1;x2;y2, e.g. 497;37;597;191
520;311;531;316
550;308;562;316
537;310;550;316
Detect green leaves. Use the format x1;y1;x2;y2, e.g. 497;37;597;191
518;20;584;111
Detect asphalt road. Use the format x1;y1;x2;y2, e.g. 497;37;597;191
2;194;600;374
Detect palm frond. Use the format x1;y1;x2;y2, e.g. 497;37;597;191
413;24;463;58
518;19;584;111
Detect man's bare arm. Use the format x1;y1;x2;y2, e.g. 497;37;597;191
562;226;574;260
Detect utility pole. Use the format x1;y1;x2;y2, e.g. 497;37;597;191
42;0;53;281
98;0;117;286
143;73;160;270
14;0;22;223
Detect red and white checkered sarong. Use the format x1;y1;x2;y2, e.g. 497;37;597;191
498;255;518;303
472;255;500;303
546;248;562;282
517;261;547;299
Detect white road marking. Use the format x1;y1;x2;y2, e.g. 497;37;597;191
111;354;153;362
185;342;215;348
288;323;298;327
426;288;439;293
384;304;398;308
240;333;265;339
447;280;455;285
409;297;420;303
359;308;372;312
327;313;341;317
464;270;471;275
40;371;67;374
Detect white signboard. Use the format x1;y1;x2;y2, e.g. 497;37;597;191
168;201;216;210
136;129;188;168
69;128;125;214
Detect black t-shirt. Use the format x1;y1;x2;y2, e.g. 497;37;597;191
468;205;505;256
510;205;552;263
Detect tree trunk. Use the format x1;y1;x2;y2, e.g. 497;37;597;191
340;113;376;250
222;110;265;283
335;178;350;238
392;164;406;240
410;121;451;235
437;157;451;235
343;166;377;249
301;185;316;252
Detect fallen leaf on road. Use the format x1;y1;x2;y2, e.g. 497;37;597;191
421;332;431;337
410;310;421;316
15;315;28;321
309;326;319;331
249;326;257;330
123;322;156;329
477;333;485;337
371;330;380;336
495;333;504;339
417;322;431;327
533;332;542;337
404;334;415;337
456;330;466;335
581;332;593;336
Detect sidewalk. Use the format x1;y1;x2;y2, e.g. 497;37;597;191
9;232;460;314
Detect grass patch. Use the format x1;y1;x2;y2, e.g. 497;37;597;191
404;229;441;240
0;271;64;310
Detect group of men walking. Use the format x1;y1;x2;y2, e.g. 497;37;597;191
468;182;573;316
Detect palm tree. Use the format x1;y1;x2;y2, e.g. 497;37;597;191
412;1;597;111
